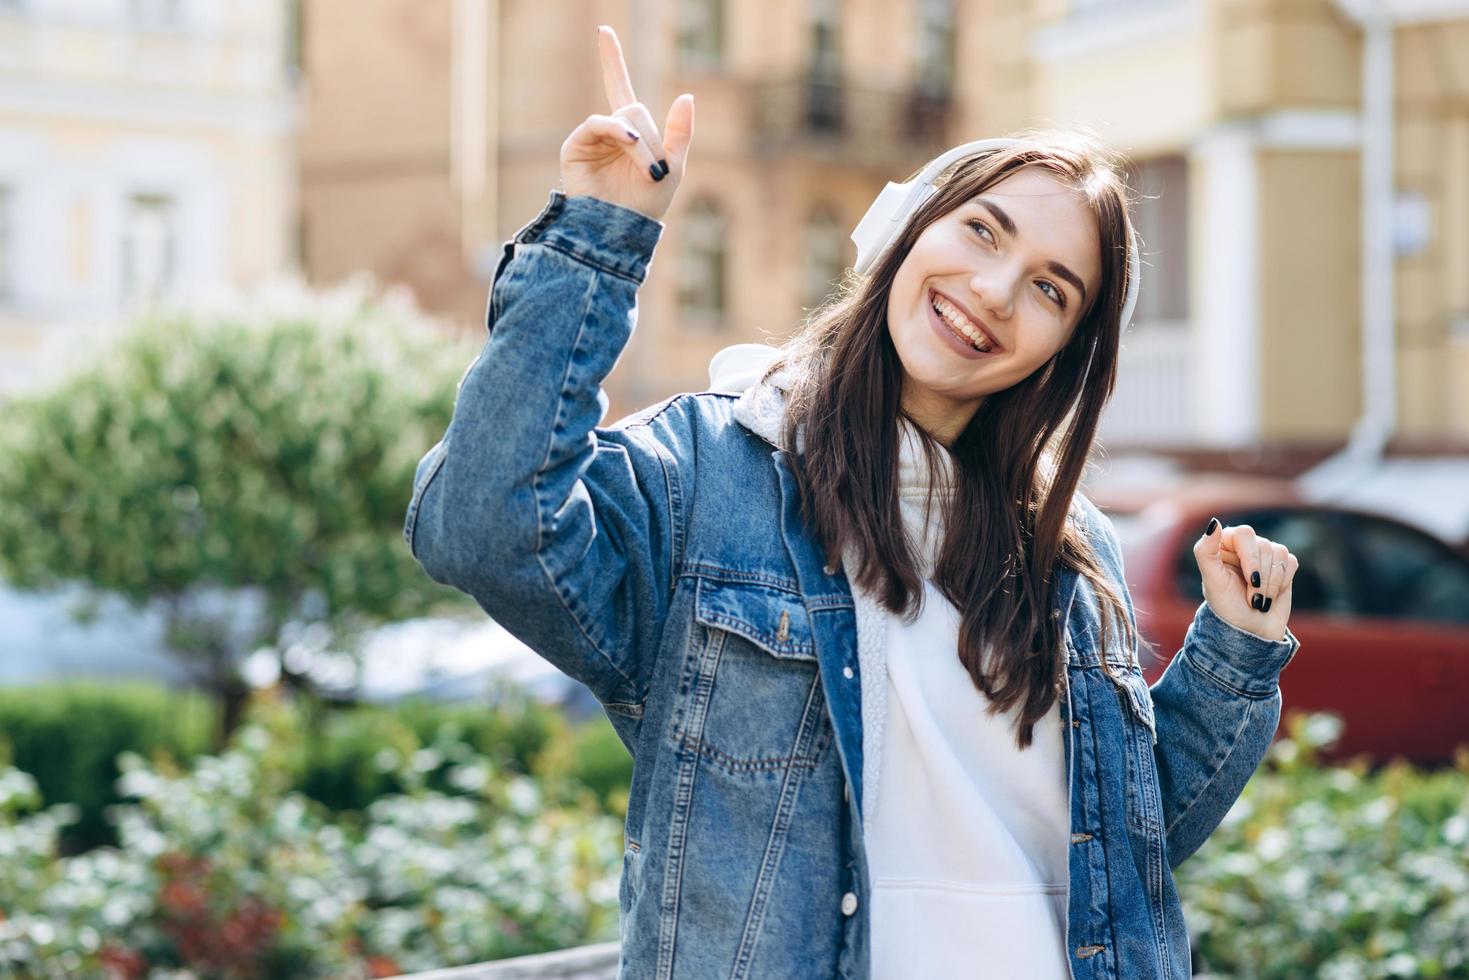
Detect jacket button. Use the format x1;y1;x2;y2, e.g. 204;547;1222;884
841;892;858;916
1070;832;1094;844
843;666;854;679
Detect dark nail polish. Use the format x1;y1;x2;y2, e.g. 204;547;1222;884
1251;570;1261;588
657;158;670;176
1261;597;1273;613
1252;593;1263;610
649;162;665;181
1205;517;1218;536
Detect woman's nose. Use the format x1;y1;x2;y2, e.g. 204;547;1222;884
968;271;1016;320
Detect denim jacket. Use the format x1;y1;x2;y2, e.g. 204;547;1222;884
404;190;1302;980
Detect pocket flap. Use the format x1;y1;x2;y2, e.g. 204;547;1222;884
1116;670;1158;745
694;577;816;661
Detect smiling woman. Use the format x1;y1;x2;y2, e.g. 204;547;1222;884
406;30;1304;977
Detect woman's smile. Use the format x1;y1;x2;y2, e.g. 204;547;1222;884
926;287;1003;360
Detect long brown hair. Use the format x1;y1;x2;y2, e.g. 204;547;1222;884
772;130;1141;750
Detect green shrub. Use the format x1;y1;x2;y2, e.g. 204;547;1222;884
0;682;214;852
0;681;630;847
0;689;626;977
1181;712;1469;979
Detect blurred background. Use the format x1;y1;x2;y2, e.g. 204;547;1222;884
0;0;1466;977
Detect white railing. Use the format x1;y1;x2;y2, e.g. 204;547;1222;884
391;942;621;980
1098;320;1193;448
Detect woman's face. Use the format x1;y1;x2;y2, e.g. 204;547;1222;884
886;166;1103;446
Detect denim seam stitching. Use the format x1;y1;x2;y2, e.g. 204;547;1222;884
532;237;647;285
1178;645;1276;701
532;270;638;697
626;424;684;604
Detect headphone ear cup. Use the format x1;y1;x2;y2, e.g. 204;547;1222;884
851;182;942;276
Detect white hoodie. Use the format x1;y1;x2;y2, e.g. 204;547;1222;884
709;343;1071;978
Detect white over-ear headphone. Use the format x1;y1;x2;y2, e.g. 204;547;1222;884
850;137;1142;329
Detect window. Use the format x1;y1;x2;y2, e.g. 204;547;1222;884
676;0;724;69
801;206;847;312
122;193;176;303
1126;155;1189;325
805;0;842;132
1347;515;1469;624
915;0;955;97
1173;510;1364;618
808;0;840;80
677;198;728;328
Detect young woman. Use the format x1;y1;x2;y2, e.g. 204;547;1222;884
405;25;1303;980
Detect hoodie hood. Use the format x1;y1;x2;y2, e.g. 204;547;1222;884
707;342;799;454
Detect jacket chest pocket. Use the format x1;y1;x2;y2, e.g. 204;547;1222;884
1116;668;1158;746
677;575;830;778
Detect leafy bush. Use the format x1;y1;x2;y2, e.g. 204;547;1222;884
0;279;477;739
0;690;624;978
1181;712;1469;979
0;682;631;854
0;682;215;853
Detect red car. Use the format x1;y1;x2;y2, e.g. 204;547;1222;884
1091;479;1469;767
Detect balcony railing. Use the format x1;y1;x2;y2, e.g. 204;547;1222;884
391;941;620;980
749;75;952;168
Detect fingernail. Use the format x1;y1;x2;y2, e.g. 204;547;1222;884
657;158;670;176
1252;593;1263;610
649;162;665;182
1251;570;1261;588
626;129;640;142
1261;596;1273;613
1205;517;1218;536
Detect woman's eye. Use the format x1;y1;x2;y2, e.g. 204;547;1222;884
965;219;994;244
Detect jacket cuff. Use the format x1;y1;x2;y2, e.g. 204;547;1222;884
508;189;665;285
1180;600;1301;698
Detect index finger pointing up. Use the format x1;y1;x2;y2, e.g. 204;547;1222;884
598;26;637;111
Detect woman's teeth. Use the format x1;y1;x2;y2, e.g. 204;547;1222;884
932;294;993;353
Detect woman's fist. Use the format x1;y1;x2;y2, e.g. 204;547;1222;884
1193;518;1300;642
559;26;695;222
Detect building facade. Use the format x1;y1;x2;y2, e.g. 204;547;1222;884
297;0;1468;462
0;0;301;398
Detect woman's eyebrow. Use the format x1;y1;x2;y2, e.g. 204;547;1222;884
974;198;1089;305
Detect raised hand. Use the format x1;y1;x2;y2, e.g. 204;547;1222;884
1193;518;1300;642
559;25;695;222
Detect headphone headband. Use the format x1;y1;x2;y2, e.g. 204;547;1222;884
850;138;1141;329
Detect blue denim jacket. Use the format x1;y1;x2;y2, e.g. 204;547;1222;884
404;190;1302;980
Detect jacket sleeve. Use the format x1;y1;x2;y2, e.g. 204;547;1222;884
1091;509;1301;869
403;190;686;712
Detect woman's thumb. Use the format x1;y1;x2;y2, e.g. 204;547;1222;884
663;93;694;171
1193;516;1223;567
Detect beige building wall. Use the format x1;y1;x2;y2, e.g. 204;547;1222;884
297;0;485;323
0;1;299;399
1020;0;1469;451
300;0;1468;450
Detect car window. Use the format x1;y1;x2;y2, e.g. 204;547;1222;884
1344;514;1469;625
1174;509;1364;618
